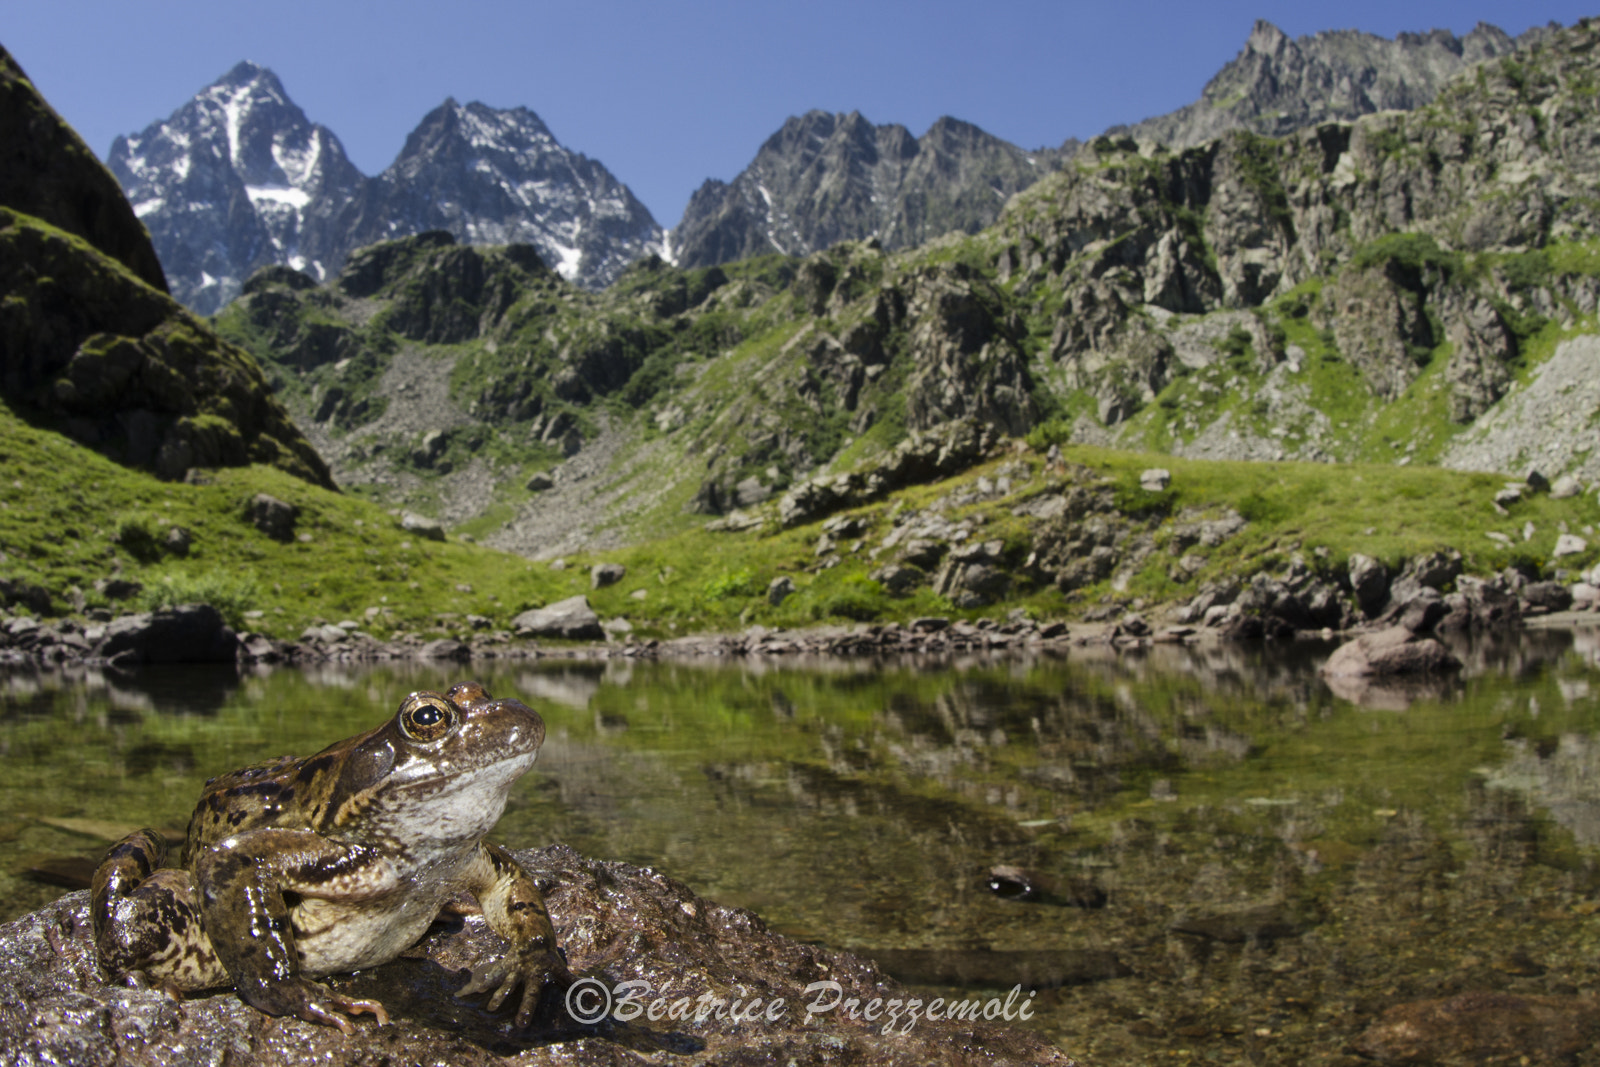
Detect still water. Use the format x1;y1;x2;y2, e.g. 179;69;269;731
3;628;1600;1064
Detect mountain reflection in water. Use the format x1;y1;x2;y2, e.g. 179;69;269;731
2;625;1598;1064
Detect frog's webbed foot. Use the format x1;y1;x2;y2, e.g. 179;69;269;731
240;977;390;1034
456;947;574;1027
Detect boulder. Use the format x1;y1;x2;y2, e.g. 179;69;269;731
1139;468;1171;491
767;577;795;607
1321;625;1462;680
400;512;447;542
248;494;298;542
526;471;555;492
512;596;604;640
95;604;239;664
1522;581;1574;614
1553;533;1588;559
590;563;626;590
1551;474;1583;499
0;845;1073;1067
1347;553;1390;619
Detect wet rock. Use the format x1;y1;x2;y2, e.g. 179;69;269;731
248;493;298;542
400;511;446;542
1321;625;1462;679
512;595;604;640
590;563;626;590
93;605;238;664
0;846;1074;1066
1353;992;1600;1064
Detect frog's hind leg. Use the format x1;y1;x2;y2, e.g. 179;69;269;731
91;829;227;994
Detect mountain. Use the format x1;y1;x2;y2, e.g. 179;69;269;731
1107;19;1536;148
349;99;663;289
669;111;1071;270
108;62;364;315
1;46;332;489
216;16;1600;559
109;65;664;314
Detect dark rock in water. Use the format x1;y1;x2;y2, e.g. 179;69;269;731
1321;624;1462;679
0;845;1074;1066
95;604;238;664
868;947;1129;990
1353;991;1600;1064
512;595;604;641
985;866;1107;909
1168;903;1306;943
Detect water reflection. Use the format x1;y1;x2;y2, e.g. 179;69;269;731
2;628;1599;1064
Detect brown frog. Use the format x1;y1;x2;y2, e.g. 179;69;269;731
91;681;571;1033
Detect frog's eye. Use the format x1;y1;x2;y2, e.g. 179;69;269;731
399;694;457;743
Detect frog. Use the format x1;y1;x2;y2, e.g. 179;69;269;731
90;681;572;1034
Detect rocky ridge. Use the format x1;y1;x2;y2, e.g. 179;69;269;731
1107;19;1539;149
109;63;664;314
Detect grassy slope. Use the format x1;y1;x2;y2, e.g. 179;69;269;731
7;389;1594;643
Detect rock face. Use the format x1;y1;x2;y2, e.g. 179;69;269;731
0;845;1073;1066
0;45;166;293
1109;19;1528;148
671;112;1072;269
109;65;664;314
0;50;333;489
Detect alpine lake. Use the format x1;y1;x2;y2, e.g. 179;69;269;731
4;625;1600;1066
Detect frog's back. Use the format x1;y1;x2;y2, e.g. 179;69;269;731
182;748;348;865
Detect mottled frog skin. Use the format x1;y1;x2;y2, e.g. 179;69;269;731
91;681;571;1032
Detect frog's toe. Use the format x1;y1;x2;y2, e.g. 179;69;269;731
298;992;390;1033
456;949;572;1027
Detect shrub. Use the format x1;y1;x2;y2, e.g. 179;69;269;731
139;569;261;629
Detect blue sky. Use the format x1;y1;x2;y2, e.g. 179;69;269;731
4;1;1590;227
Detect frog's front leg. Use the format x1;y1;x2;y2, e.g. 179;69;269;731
193;828;392;1033
455;842;573;1026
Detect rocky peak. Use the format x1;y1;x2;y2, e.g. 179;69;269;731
361;98;664;288
1245;19;1291;60
109;60;366;313
671;110;1063;269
